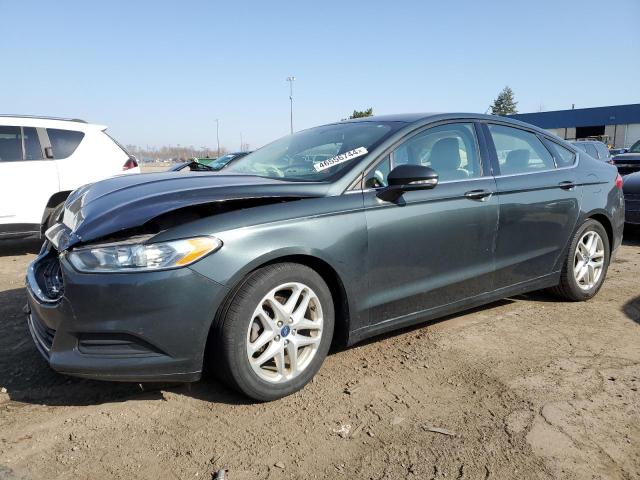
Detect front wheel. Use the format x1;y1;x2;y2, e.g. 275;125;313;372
551;219;610;301
213;263;334;401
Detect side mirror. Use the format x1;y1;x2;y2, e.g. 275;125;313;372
44;146;54;159
387;164;438;191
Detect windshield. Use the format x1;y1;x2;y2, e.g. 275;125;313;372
629;140;640;153
224;121;403;181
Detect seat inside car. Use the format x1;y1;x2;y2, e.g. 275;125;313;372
503;148;530;174
428;137;469;181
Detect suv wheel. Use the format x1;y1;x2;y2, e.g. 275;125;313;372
551;219;610;301
213;263;334;401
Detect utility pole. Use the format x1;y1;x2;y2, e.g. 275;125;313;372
240;132;243;151
286;76;295;134
215;119;220;158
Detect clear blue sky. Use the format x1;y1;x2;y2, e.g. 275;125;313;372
1;0;638;151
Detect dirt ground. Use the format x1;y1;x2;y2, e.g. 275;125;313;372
0;231;639;480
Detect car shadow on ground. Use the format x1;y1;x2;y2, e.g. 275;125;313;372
0;238;42;257
622;225;640;246
622;296;640;325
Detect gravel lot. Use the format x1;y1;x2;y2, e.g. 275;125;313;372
0;229;639;480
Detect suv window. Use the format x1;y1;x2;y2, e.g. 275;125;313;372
0;126;44;162
574;143;588;153
0;126;23;162
47;129;84;159
584;143;598;158
23;127;43;160
543;139;576;167
594;143;610;160
364;123;481;187
488;124;555;175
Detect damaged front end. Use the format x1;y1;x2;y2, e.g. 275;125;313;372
49;172;327;252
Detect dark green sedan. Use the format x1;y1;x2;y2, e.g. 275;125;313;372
27;113;624;400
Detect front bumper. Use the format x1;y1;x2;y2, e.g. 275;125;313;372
26;243;230;382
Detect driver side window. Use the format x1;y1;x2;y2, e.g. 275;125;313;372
364;123;481;188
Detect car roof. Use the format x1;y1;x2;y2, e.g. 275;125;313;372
341;112;556;137
0;114;106;131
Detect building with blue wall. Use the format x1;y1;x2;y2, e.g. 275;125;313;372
510;104;640;148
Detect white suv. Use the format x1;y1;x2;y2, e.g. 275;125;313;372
0;115;140;239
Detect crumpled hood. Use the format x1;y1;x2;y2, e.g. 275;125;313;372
56;172;329;249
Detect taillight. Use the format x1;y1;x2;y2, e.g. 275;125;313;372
122;158;138;171
615;173;623;189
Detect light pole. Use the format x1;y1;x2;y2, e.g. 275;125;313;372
215;119;220;158
286;76;295;134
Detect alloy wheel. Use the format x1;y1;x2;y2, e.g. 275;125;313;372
573;230;605;290
246;282;323;383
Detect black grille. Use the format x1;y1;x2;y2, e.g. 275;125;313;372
34;251;64;301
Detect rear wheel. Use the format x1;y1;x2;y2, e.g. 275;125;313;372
213;263;334;401
551;219;610;301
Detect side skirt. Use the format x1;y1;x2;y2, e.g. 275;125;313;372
347;272;560;345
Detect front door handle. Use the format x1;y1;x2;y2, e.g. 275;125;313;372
464;189;493;201
558;181;575;190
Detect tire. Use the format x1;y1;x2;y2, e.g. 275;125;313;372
550;219;610;301
212;263;335;401
45;202;65;231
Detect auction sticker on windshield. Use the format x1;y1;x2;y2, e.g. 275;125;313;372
313;147;368;172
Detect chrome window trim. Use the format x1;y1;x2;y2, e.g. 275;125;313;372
352;176;491;194
491;159;580;179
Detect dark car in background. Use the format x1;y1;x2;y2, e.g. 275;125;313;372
609;147;627;156
204;151;252;170
622;172;640;225
612;139;640;176
169;152;251;173
26;113;624;401
571;140;612;163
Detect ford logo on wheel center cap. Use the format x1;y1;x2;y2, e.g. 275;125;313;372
280;325;291;337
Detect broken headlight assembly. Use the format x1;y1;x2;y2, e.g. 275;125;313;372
67;236;222;273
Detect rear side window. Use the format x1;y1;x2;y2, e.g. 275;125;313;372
0;126;23;161
584;143;598;158
23;127;43;160
595;143;610;159
47;129;84;159
573;143;588;153
488;124;555;175
543;139;576;167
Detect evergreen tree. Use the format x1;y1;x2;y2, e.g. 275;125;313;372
490;87;518;115
348;108;374;119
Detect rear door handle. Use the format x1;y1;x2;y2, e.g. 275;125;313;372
558;181;575;190
464;189;493;201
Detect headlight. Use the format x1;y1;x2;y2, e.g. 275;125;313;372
67;236;222;273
